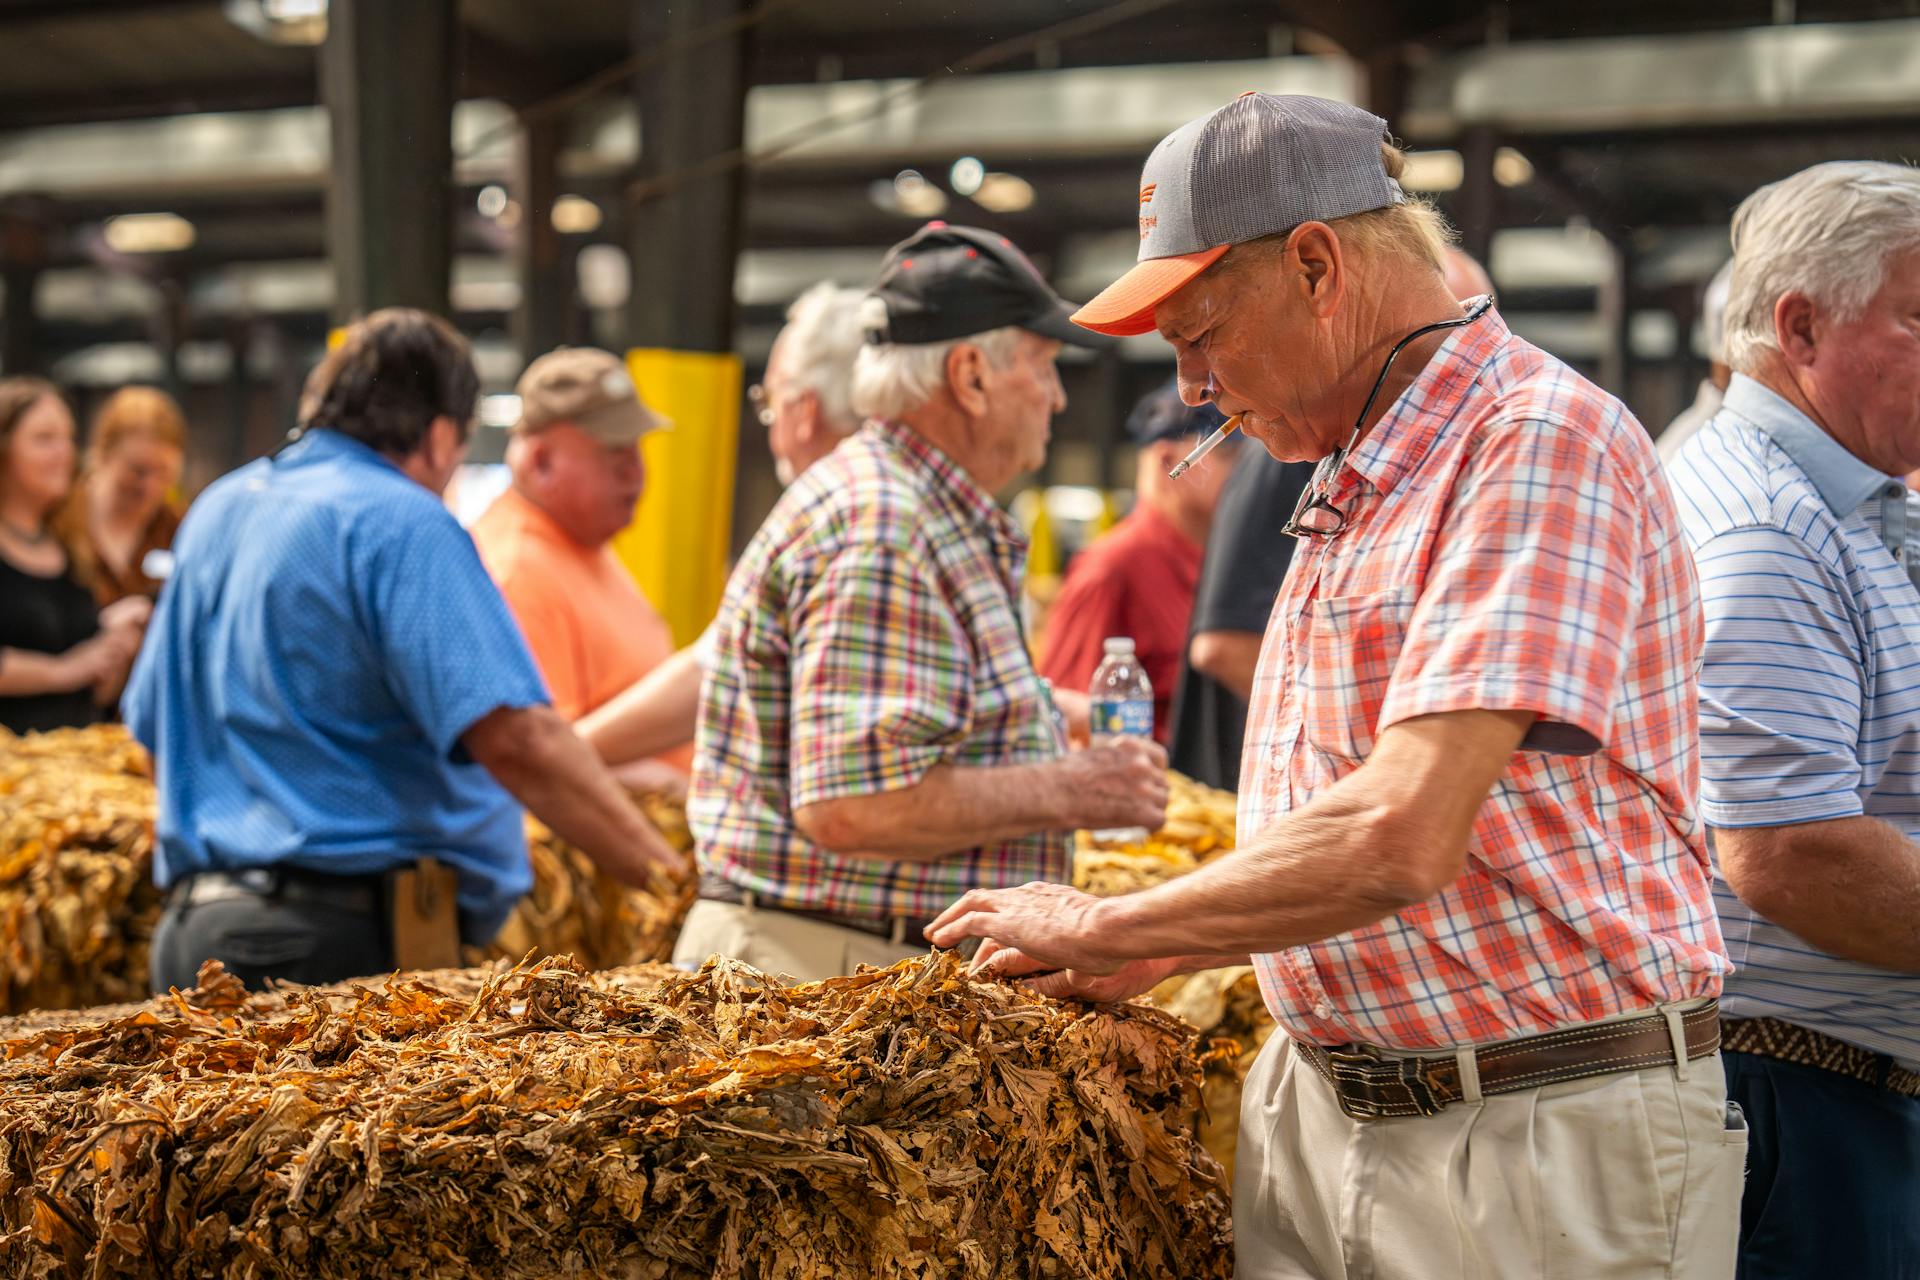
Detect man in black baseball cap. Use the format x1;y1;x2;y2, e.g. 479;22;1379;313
680;223;1166;983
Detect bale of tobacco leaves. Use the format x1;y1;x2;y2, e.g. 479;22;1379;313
0;726;160;1015
476;793;698;970
0;951;1231;1280
0;726;697;1009
1070;771;1272;1182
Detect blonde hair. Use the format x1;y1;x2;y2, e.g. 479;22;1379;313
89;386;187;463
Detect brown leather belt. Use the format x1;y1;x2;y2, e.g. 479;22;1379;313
697;873;936;947
1723;1016;1920;1100
1293;999;1721;1121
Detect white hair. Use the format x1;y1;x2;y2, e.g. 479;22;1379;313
779;283;868;437
1701;257;1734;366
849;325;1024;421
1725;160;1920;372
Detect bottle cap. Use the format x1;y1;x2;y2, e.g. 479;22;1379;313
1102;637;1135;654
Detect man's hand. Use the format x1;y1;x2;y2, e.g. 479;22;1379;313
927;881;1179;1001
1058;737;1169;832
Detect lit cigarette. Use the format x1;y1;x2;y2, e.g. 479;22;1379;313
1168;414;1243;479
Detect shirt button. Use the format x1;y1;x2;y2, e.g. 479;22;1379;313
1313;1002;1332;1020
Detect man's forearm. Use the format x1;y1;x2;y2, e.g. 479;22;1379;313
470;707;675;887
1720;815;1920;972
795;760;1068;862
0;647;82;697
577;646;701;765
1187;630;1262;700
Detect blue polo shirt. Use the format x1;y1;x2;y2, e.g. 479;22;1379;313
1668;375;1920;1067
124;429;551;939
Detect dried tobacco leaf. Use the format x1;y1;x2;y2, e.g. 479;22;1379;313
1071;771;1274;1182
0;952;1230;1279
0;727;698;1012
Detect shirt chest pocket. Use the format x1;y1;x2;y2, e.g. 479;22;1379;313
1300;585;1416;762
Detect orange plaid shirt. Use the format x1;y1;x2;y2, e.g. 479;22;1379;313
1241;308;1728;1050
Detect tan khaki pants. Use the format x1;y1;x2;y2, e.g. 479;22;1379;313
1235;1032;1745;1280
670;898;924;982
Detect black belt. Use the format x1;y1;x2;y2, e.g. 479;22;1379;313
697;873;936;946
168;867;384;916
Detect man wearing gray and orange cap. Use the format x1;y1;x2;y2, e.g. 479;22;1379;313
929;95;1738;1278
472;348;689;775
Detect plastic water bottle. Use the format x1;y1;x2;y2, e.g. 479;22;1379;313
1088;636;1153;845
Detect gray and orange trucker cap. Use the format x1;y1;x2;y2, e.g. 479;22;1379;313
1072;93;1405;337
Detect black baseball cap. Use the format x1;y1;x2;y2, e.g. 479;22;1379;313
863;222;1111;349
1127;379;1227;446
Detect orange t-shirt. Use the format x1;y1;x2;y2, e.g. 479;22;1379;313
471;487;691;771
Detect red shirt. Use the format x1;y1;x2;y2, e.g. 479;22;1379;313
1037;502;1202;743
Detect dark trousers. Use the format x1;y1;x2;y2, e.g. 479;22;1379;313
150;892;394;994
1726;1048;1920;1280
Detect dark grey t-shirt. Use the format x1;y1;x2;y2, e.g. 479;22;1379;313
1166;448;1315;791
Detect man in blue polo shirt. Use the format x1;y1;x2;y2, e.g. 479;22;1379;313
127;308;680;991
1667;160;1920;1279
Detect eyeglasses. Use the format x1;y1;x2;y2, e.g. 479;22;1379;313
1281;293;1496;541
747;383;776;429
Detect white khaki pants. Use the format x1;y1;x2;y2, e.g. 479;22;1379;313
670;897;923;982
1235;1030;1745;1280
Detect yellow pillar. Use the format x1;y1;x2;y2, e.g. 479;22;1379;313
610;348;742;647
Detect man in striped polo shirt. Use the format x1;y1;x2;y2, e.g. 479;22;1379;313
1667;161;1920;1278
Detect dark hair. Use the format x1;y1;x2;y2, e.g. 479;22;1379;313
297;309;479;457
0;376;66;496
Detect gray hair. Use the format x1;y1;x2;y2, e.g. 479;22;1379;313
1725;161;1920;372
1701;257;1734;366
780;283;868;437
849;326;1024;421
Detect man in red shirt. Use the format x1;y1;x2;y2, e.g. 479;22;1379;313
1036;384;1235;742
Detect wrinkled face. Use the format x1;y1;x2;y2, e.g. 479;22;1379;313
3;394;77;515
1154;238;1351;464
970;330;1067;484
100;435;184;520
1804;249;1920;475
762;331;817;488
530;422;646;545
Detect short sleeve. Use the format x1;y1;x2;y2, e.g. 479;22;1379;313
787;539;971;807
364;511;551;757
1692;525;1865;828
1378;415;1641;754
1190;451;1312;635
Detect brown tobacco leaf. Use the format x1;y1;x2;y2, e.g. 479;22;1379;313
0;952;1230;1279
0;726;162;1016
1071;771;1275;1181
0;727;698;1013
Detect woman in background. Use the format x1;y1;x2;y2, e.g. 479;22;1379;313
53;385;186;606
0;377;148;734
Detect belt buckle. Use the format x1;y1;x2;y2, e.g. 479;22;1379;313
1325;1044;1446;1121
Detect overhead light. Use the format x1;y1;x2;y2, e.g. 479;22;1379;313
103;213;196;255
222;0;327;46
479;395;523;429
551;195;603;235
891;169;948;219
949;156;985;197
477;185;509;219
973;172;1035;213
1400;150;1463;193
1494;146;1535;188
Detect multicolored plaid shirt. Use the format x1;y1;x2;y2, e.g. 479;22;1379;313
1241;307;1729;1050
690;420;1069;919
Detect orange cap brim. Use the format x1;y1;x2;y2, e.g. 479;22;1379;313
1069;245;1231;337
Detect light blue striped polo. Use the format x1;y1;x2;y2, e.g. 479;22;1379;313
1668;374;1920;1067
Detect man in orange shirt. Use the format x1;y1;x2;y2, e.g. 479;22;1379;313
472;347;687;770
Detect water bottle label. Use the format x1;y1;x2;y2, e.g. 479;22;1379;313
1089;698;1153;738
